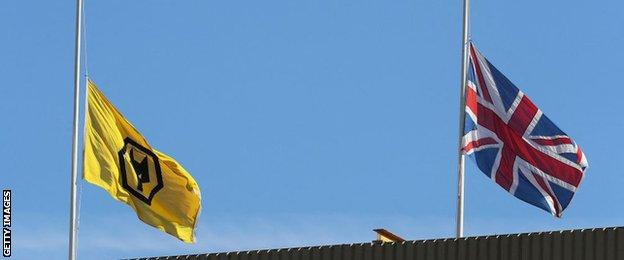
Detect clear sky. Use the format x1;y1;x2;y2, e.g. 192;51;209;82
1;0;623;259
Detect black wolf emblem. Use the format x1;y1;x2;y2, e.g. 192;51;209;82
118;138;163;205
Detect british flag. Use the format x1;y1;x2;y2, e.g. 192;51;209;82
461;42;588;217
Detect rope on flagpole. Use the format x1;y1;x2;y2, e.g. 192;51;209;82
82;0;89;78
76;0;89;243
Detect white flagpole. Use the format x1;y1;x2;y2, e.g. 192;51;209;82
456;0;470;238
68;0;84;258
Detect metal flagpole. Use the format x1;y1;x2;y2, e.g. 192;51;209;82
456;0;470;238
68;0;84;258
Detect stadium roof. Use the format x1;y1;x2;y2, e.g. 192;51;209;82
132;226;624;260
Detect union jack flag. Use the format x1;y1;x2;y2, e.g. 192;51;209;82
461;42;588;217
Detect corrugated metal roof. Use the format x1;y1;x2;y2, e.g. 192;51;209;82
132;226;624;260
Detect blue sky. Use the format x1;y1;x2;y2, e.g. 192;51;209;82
1;0;623;259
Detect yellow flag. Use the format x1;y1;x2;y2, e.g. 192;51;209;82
83;79;201;243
